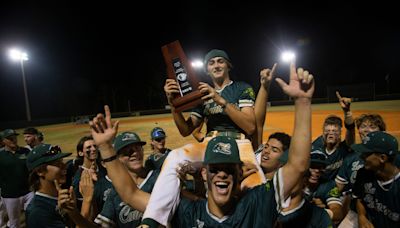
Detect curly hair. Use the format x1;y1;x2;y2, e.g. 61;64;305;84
355;114;386;131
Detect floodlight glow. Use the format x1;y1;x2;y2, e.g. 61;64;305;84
9;49;28;61
281;51;295;63
191;60;203;69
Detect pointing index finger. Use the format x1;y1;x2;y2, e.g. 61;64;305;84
54;180;62;191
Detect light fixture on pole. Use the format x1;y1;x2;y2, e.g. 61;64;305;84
9;49;31;122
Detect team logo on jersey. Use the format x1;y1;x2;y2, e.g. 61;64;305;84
103;188;112;202
119;203;143;223
363;182;376;195
212;142;232;155
193;219;204;228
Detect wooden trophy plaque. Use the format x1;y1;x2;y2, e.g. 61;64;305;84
161;40;204;112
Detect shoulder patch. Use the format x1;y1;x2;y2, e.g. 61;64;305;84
243;88;255;100
264;181;272;191
328;187;340;198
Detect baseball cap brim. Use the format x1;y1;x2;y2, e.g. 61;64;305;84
351;144;374;154
310;159;329;166
116;141;146;153
28;152;72;171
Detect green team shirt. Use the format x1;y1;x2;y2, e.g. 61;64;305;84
93;175;114;212
171;169;291;227
0;147;30;198
26;192;69;228
144;149;171;171
354;172;400;227
277;200;333;228
72;166;108;210
95;170;159;227
191;81;255;135
336;152;364;192
304;180;342;207
312;136;352;182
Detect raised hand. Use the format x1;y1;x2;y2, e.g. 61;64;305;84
260;63;277;90
336;91;352;112
242;161;257;180
89;105;119;147
275;62;314;100
79;169;94;202
176;161;203;182
55;180;76;213
164;79;180;106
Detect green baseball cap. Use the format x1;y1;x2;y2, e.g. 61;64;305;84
351;131;399;156
27;144;72;171
113;132;146;153
278;149;328;167
203;49;231;66
203;136;241;165
310;149;329;166
0;129;19;139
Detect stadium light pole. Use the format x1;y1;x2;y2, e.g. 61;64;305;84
9;49;31;122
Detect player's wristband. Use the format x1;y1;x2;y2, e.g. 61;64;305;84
221;102;228;109
102;154;118;163
141;218;160;228
345;122;355;129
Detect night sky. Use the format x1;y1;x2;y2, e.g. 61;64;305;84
0;2;399;123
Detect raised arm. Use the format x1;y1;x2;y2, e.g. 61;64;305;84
89;105;150;212
336;91;355;146
253;63;277;148
198;82;256;135
276;62;314;198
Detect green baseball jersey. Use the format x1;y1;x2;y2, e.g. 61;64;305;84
26;192;69;228
335;152;364;192
144;149;171;171
95;170;159;227
277;200;333;228
191;81;255;135
304;180;342;207
312;137;352;182
354;172;400;227
72;166;108;209
93;175;114;212
171;173;287;227
0;147;30;198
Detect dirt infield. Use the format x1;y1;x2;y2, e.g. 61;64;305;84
16;100;400;159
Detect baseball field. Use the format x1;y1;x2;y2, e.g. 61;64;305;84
15;99;400;159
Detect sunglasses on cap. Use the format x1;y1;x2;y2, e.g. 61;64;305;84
45;145;62;156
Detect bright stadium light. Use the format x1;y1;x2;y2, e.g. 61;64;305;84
191;59;204;69
281;51;295;63
9;49;29;61
8;48;31;122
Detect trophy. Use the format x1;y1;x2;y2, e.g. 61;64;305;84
161;40;204;112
